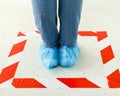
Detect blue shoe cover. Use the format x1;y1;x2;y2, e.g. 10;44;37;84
39;44;58;69
59;45;80;68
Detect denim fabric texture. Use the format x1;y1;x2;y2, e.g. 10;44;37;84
32;0;83;47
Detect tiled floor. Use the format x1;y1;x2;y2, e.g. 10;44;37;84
0;0;120;96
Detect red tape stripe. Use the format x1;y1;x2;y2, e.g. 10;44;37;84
17;32;26;36
57;78;100;88
107;69;120;88
8;40;27;57
12;78;46;88
0;62;19;84
78;31;97;36
96;31;108;41
78;31;108;42
100;45;115;64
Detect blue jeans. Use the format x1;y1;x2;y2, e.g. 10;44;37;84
32;0;83;47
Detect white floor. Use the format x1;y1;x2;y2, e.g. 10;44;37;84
0;0;120;96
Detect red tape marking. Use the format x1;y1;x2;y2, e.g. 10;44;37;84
107;69;120;88
0;31;119;88
78;31;108;42
12;78;46;88
8;40;27;57
0;62;19;84
17;32;26;36
100;45;115;64
96;31;108;41
78;31;97;36
57;78;100;88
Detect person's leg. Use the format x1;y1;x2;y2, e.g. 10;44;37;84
58;0;83;67
58;0;83;46
31;0;59;69
32;0;58;47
